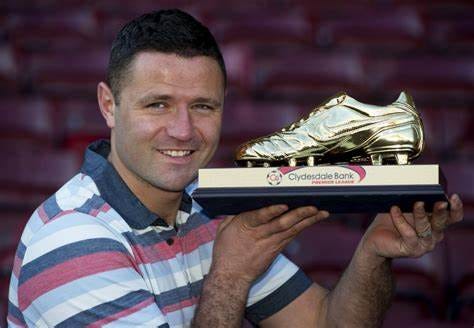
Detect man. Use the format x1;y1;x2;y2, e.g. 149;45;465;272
8;9;463;327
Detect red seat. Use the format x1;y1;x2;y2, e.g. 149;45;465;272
391;244;447;316
209;11;313;46
0;45;20;95
26;49;108;97
255;51;365;102
314;7;424;50
95;3;202;43
220;44;254;95
445;228;474;322
55;99;108;153
0;274;11;328
382;298;438;327
379;57;474;91
369;56;474;107
284;222;363;289
6;8;98;53
0;211;29;251
221;100;303;142
0;97;55;147
429;20;474;51
0;147;80;211
442;163;474;203
418;107;472;159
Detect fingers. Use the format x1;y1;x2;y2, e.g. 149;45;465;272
428;194;463;231
413;202;432;237
266;206;317;234
390;206;419;250
217;215;235;233
448;194;463;224
277;212;327;242
430;201;448;232
239;204;289;227
266;206;329;237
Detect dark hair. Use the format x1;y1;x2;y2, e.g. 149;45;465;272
106;9;226;103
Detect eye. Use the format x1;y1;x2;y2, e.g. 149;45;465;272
193;103;215;111
147;102;167;110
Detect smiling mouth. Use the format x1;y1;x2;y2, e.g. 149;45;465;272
158;150;194;157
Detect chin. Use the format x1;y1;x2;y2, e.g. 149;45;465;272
153;178;194;193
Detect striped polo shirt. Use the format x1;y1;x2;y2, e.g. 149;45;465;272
8;140;311;327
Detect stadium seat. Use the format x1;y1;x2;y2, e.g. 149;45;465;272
368;56;474;107
255;51;365;103
0;147;80;210
418;107;472;160
445;228;474;322
5;8;98;53
0;211;29;251
220;43;254;96
442;163;474;203
314;7;424;50
54;99;108;153
0;97;55;147
0;45;20;95
209;10;313;47
391;244;447;317
382;298;438;327
221;100;303;142
26;49;108;98
284;222;363;289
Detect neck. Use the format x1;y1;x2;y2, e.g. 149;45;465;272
131;180;183;226
108;152;182;227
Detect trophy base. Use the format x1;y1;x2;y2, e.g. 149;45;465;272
192;185;448;217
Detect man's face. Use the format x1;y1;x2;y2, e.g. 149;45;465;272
110;52;224;192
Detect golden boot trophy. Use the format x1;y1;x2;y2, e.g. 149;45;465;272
235;92;424;167
192;91;446;216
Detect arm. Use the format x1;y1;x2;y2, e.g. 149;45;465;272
192;205;329;327
259;194;463;327
14;212;168;327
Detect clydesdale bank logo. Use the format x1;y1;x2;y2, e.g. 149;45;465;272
267;170;283;185
266;166;367;186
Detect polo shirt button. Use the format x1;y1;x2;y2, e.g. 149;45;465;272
166;238;174;246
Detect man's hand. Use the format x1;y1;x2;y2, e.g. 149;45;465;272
193;205;329;328
211;204;330;283
363;194;464;260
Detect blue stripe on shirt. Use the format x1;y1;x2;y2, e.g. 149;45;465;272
56;290;153;327
245;269;312;324
19;238;131;285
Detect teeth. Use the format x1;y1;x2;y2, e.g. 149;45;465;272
161;150;192;157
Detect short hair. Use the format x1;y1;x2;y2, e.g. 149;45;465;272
106;9;226;103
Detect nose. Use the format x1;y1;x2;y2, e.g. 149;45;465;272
167;106;193;141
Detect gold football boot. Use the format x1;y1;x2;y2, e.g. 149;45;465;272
235;92;424;167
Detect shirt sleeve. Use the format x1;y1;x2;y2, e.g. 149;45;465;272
244;253;312;325
14;211;169;327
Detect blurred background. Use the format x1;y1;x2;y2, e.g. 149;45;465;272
0;0;473;326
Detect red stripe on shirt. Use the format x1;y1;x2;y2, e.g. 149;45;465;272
37;205;49;223
13;254;22;278
133;223;216;264
161;296;198;314
7;313;25;327
18;251;135;310
49;209;76;222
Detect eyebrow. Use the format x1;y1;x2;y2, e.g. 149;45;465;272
193;97;222;108
137;94;222;108
137;94;172;106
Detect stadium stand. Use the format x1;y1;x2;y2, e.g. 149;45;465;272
0;0;472;326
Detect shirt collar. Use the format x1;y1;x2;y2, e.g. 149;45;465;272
80;139;192;229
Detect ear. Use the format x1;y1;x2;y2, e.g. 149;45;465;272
97;82;117;128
